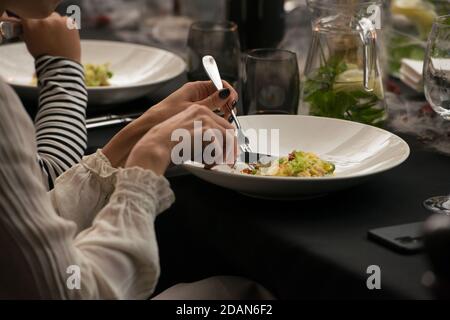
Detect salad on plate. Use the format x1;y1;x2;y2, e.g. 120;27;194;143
242;150;335;178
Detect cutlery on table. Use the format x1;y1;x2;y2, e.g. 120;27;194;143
86;113;141;130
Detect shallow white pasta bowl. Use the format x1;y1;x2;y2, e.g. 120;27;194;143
0;40;186;105
183;115;410;200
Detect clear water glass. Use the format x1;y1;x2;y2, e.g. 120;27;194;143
423;15;450;215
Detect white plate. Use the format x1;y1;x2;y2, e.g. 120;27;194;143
183;115;410;200
0;40;186;105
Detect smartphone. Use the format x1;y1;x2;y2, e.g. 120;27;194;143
368;222;424;254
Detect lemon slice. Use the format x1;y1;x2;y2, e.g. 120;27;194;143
333;69;384;98
391;0;437;38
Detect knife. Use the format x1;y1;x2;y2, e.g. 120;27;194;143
86;113;141;130
239;152;278;166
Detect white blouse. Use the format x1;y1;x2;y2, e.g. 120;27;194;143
0;77;175;299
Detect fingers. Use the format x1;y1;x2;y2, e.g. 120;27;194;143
201;124;237;166
199;87;238;113
185;105;237;165
187;80;234;99
187;80;238;112
203;106;236;131
222;100;238;123
221;81;238;119
185;104;232;128
203;128;237;168
150;104;237;167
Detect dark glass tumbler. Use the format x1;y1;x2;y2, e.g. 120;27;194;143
187;21;241;88
243;49;300;115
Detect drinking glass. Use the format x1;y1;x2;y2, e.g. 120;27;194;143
187;21;241;87
423;15;450;215
242;49;300;115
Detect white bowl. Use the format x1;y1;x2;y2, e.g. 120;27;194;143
183;115;410;200
0;40;186;105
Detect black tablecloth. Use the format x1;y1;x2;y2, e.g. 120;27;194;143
88;102;450;300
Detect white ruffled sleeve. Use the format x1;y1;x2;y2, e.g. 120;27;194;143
0;76;176;299
69;167;176;299
49;150;118;232
50;149;175;232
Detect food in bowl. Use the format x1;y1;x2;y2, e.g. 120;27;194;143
242;150;335;177
32;63;114;87
84;63;114;87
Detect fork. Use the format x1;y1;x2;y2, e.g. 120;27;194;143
202;56;254;153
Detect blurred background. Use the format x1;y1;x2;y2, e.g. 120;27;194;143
51;0;449;156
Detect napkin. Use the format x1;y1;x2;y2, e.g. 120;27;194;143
400;58;424;92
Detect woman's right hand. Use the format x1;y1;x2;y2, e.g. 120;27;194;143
102;81;238;169
125;105;237;175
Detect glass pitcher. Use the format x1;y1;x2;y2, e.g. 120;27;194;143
302;0;386;126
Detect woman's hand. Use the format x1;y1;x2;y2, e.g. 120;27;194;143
125;105;237;176
21;12;81;63
151;80;239;122
103;81;239;168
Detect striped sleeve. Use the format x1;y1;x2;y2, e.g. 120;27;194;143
34;55;88;190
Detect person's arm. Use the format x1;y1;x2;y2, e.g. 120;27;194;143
1;165;174;299
0;76;174;299
50;80;238;230
51;101;238;234
21;13;87;190
1;77;234;299
48;149;117;232
35;55;87;190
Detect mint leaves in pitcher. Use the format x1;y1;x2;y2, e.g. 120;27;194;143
303;59;386;126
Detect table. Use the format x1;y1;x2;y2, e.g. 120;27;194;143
86;75;450;300
59;21;450;300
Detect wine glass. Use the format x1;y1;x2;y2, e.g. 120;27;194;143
423;15;450;215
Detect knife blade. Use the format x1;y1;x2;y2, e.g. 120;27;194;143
239;151;277;166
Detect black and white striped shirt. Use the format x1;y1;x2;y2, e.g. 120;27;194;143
34;55;87;190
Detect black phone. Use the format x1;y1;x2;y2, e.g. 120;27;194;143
368;222;424;254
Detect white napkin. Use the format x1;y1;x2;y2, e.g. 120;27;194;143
400;59;424;92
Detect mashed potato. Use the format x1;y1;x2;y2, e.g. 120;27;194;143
84;63;113;87
32;63;114;87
